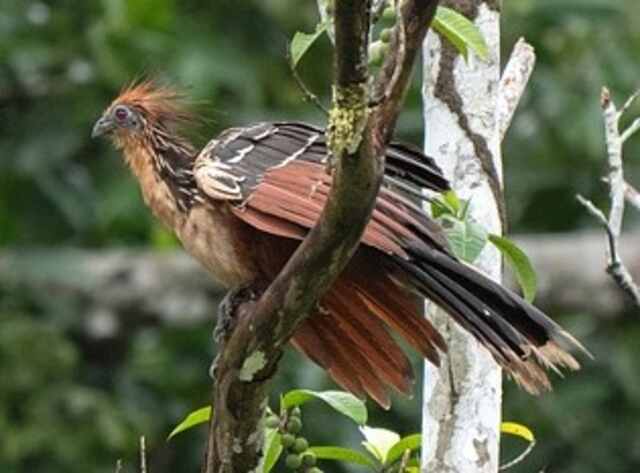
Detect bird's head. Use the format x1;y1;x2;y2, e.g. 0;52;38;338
92;80;195;150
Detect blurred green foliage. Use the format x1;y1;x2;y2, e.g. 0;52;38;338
1;1;639;472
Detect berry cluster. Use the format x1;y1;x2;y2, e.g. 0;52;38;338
369;6;397;67
266;407;322;473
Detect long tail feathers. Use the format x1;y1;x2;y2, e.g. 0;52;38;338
393;247;589;394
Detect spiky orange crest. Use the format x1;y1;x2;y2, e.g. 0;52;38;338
110;79;198;129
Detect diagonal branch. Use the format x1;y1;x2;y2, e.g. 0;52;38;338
204;1;441;472
498;38;536;143
625;180;640;212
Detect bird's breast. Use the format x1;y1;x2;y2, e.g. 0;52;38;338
177;205;258;288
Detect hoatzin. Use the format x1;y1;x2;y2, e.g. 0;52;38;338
93;81;585;408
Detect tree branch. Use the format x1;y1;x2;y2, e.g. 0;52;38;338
203;1;441;471
577;87;640;308
625;180;640;212
498;38;535;143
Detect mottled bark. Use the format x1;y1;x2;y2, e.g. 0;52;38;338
422;2;503;472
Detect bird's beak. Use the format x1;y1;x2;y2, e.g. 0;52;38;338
91;115;116;139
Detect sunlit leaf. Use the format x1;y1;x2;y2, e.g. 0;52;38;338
359;426;400;463
433;6;489;61
167;406;211;440
290;22;328;69
262;428;283;473
500;422;537;470
281;390;367;425
488;234;538;302
501;422;535;443
443;190;461;215
431;191;461;218
385;434;422;467
309;446;379;470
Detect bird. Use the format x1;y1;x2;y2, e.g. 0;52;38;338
92;80;586;408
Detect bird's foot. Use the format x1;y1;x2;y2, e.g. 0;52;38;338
210;283;264;380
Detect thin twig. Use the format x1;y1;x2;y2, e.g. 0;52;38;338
576;195;619;263
620;88;640;115
577;194;640;306
398;448;411;473
499;439;537;471
139;436;147;473
498;38;536;143
621;117;640;143
625;180;640;212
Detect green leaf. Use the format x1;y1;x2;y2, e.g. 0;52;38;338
433;6;489;61
167;406;211;440
360;426;400;464
443;190;461;215
290;22;328;69
431;191;461;219
385;434;422;467
262;428;283;473
281;390;367;425
443;216;488;263
488;235;538;302
309;447;379;470
501;422;535;442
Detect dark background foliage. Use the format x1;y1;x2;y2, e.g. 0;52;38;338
1;1;639;472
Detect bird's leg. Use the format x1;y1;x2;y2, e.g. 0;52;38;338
210;282;265;380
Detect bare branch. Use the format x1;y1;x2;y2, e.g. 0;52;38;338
621;117;640;143
577;87;640;308
498;38;536;142
620;88;640;116
600;87;625;235
625;180;640;212
576;195;619;262
139;437;147;473
204;1;441;471
577;195;640;306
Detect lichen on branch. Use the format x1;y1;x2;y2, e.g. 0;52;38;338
327;83;370;155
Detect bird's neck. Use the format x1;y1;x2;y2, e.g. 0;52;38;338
121;129;199;228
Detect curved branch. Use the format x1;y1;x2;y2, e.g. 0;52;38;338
204;1;441;472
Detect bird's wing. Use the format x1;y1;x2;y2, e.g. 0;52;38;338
193;121;452;254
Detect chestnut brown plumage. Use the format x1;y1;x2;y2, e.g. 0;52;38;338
93;81;587;408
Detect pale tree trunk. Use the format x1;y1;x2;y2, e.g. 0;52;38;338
421;2;503;472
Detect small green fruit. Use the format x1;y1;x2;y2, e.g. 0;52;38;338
285;453;302;470
286;417;303;434
293;437;309;453
265;416;280;429
380;27;393;43
368;41;385;67
382;6;397;22
281;433;295;448
302;451;317;466
307;467;322;473
291;406;302;418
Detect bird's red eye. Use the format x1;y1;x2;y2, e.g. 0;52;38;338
114;106;129;122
